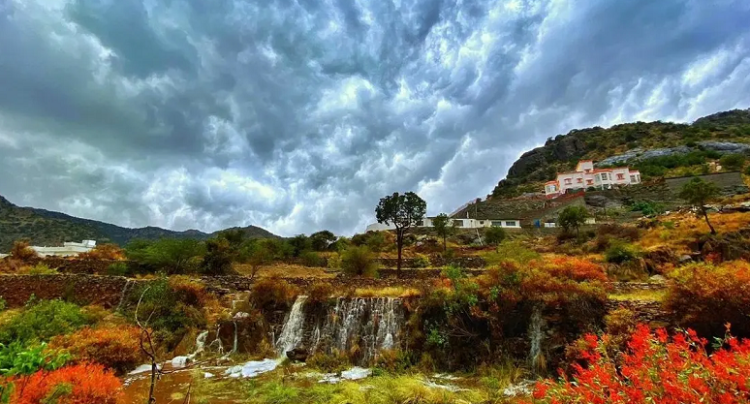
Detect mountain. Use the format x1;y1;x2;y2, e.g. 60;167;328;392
491;109;750;198
0;195;277;251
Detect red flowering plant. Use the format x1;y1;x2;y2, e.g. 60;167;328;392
7;362;124;404
528;323;750;404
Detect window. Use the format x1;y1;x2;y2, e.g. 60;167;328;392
600;173;608;180
505;221;517;227
453;220;463;227
491;221;503;227
617;173;625;180
577;178;583;183
587;179;593;185
630;175;636;182
564;178;572;185
416;220;424;227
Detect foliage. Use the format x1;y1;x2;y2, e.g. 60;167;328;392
77;243;125;260
7;363;124;404
558;206;590;235
125;238;205;274
23;263;57;275
630;200;665;216
605;242;641;264
631;149;722;178
10;241;37;262
340;246;378;277
309;230;337;251
300;251;326;267
0;300;90;346
0;298;4;312
529;324;750;404
375;192;427;272
49;325;145;375
201;237;235;275
720;153;746;171
305;351;351;373
678;177;721;234
249;278;299;313
431;213;454;251
306;282;334;304
485;240;541;265
412;254;430;268
483;227;507;246
288;234;312;257
105;262;129;276
665;261;750;338
121;277;211;352
0;342;69;376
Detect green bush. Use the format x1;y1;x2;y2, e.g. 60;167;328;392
300;251;326;267
412;254;430;268
0;297;5;312
105;262;129;276
0;341;70;376
201;237;235;275
340;246;378;277
484;227;507;246
485;240;540;265
26;263;57;275
0;300;91;345
630;201;665;216
720;153;746;171
125;238;205;274
605;242;641;264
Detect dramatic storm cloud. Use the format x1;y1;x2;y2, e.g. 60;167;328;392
1;0;749;236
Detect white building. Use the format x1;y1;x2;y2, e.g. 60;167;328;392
365;217;522;233
544;160;641;198
30;240;97;258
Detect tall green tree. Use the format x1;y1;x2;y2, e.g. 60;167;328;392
719;153;746;172
309;230;337;251
375;192;426;274
432;213;454;251
679;177;721;235
558;206;590;236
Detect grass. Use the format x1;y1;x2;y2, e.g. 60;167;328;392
352;287;422;298
608;289;666;302
233;263;336;278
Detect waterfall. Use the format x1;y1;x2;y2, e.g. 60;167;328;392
528;306;546;374
116;279;133;312
171;330;209;367
275;295;308;356
314;297;403;364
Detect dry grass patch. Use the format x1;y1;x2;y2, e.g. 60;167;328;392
352;287;421;298
234;263;336;278
608;289;666;302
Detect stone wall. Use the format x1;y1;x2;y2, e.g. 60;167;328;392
0;274;136;308
665;172;748;196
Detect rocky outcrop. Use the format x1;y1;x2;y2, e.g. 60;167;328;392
598;142;750;167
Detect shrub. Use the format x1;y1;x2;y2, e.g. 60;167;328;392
483;227;507;246
77;244;125;260
485;240;540;265
0;300;91;346
201;237;235;275
125;238;205;274
105;262;129;276
558;206;590;235
306;350;350;373
665;261;750;338
300;251;326;268
605;242;640;264
720;153;746;171
596;223;640;242
7;362;124;404
249;278;299;313
0;342;70;376
24;263;57;275
340;246;378;277
630;201;665;216
0;297;5;312
327;253;342;269
10;241;37;262
529;324;750;404
49;325;144;375
412;254;430;268
306;282;334;304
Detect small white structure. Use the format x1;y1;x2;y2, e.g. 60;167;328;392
365;217;521;233
545;160;641;197
0;253;8;259
30;240;97;258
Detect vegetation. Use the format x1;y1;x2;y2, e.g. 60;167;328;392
483;227;507;246
49;325;145;375
340;246;378;277
125;238;205;274
558;206;590;235
375;192;427;274
720;153;746;171
431;213;454;251
530;324;750;404
678;177;721;234
0;300;91;346
6;362;124;404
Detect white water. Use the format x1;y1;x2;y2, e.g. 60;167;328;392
275;295;308;356
225;358;279;378
528;306;546;374
171;330;210;368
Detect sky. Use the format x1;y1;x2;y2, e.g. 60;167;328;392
1;0;749;237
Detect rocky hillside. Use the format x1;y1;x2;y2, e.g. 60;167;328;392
0;195;276;251
492;109;750;197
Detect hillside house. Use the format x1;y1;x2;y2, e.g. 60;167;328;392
30;240;97;258
545;160;641;198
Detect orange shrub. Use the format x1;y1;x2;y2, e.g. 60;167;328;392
49;326;145;375
77;244;125;260
10;240;37;262
9;362;124;404
665;260;750;338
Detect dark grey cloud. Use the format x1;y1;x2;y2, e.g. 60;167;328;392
1;0;749;236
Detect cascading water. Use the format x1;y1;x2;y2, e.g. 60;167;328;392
275;295;309;356
528;305;546;374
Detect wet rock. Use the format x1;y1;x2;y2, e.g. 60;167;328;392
678;255;693;264
286;347;309;362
